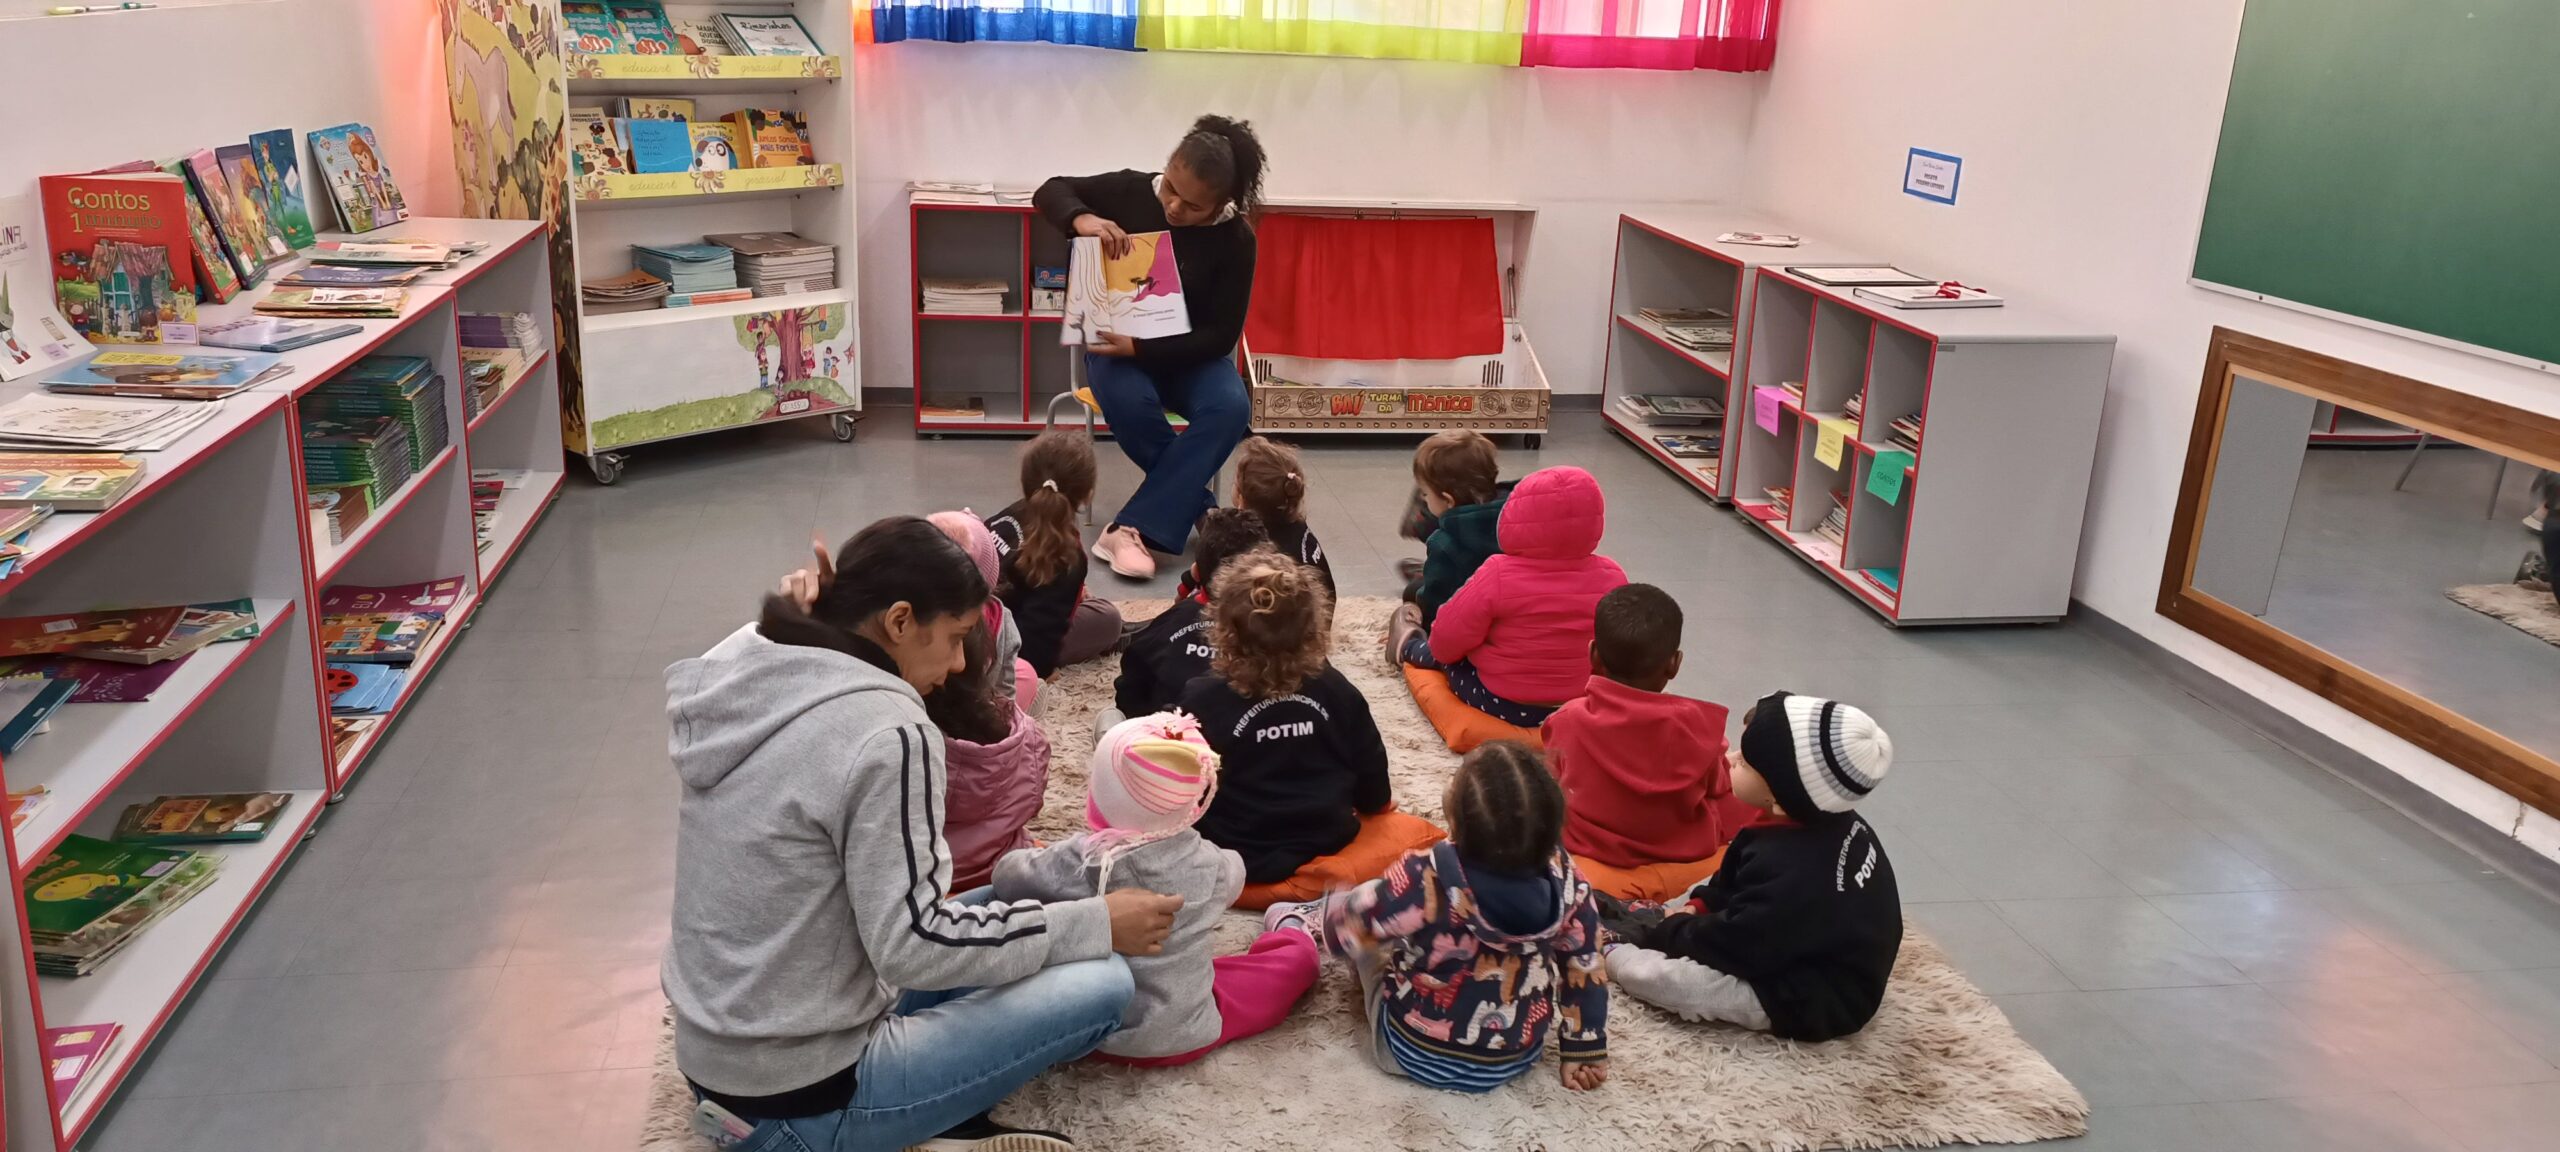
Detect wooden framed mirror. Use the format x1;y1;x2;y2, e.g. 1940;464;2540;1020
2161;328;2560;817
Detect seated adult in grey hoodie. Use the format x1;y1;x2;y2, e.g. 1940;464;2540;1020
662;516;1179;1151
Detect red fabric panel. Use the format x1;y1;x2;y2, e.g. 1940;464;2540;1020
1246;214;1505;361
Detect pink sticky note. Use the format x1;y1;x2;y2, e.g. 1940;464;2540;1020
1753;386;1783;435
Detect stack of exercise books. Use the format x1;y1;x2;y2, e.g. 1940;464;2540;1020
0;507;53;578
307;240;451;267
316;577;466;665
909;181;1033;206
582;268;671;314
38;348;287;402
113;792;293;844
0;452;145;512
0;394;222;452
707;232;836;297
1652;433;1720;460
1781;380;1806;402
327;661;409;714
1615;393;1722;426
253;286;407;319
305;356;448;472
306;487;370;546
199;317;364;353
1764;486;1793;518
26;835;225;977
43;1022;122;1113
1817;492;1850;545
1639;306;1734;351
1888;412;1923;453
300;416;414;510
470;468;528;553
460;311;542;351
633;243;740;306
276;262;427;290
920;278;1010;314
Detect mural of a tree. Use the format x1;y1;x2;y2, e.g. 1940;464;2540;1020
735;305;849;389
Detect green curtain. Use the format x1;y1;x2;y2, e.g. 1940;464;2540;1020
1142;0;1527;66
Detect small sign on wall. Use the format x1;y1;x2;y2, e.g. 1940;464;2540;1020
1904;148;1962;205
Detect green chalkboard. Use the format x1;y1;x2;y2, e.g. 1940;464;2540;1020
2191;0;2560;369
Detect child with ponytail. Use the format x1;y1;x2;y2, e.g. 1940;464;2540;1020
985;430;1123;677
1180;551;1445;907
993;713;1319;1063
1181;436;1333;600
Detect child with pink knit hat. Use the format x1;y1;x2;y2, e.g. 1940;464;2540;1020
928;510;1035;710
993;712;1320;1063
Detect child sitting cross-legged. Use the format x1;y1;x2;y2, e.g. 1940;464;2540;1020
1603;692;1902;1042
1542;584;1760;903
1396;465;1627;728
1112;507;1270;726
1181;550;1445;907
992;713;1318;1064
1266;741;1610;1093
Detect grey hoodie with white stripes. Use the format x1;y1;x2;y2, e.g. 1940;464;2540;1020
662;623;1112;1098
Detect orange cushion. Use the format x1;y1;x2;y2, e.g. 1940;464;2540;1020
1401;665;1545;754
1235;811;1448;910
1573;850;1725;904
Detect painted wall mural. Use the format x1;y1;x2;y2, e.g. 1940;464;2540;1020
582;304;854;451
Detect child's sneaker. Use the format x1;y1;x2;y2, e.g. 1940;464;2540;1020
1395;557;1426;584
1264;899;1326;949
912;1113;1074;1151
1384;601;1424;670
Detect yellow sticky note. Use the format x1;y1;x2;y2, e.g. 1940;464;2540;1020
1814;417;1853;470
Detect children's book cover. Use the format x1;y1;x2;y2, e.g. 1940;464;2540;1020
41;1023;120;1097
43;347;280;393
668;14;731;54
723;109;812;168
718;12;823;55
178;149;270;284
0;196;88;381
35;173;199;344
214;145;293;267
149;160;242;304
0;677;76;753
623;118;693;175
21;834;194;937
246;129;316;249
570;108;627;178
320;577;466;617
689;123;740;173
307;124;408;234
1061;232;1189;345
609;2;678;54
617;96;694;122
560;0;625;53
0;452;143;511
0;605;186;656
112;792;293;843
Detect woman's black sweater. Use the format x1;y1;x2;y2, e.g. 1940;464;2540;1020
1033;169;1256;370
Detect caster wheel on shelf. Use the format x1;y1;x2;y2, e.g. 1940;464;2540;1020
588;453;627;486
831;413;858;442
1524;434;1544;449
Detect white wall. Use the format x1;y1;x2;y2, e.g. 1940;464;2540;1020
1741;0;2560;860
0;0;454;219
851;42;1759;396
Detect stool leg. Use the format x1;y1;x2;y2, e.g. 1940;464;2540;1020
2393;433;2431;491
2490;457;2512;520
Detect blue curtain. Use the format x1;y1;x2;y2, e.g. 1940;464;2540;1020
869;0;1142;50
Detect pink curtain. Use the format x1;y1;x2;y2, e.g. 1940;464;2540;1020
1523;0;1781;71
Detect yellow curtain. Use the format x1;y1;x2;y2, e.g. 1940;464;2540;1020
1142;0;1526;67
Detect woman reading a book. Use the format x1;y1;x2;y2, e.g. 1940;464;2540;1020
667;517;1184;1152
1036;114;1267;580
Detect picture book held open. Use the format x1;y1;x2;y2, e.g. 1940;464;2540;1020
1059;232;1189;347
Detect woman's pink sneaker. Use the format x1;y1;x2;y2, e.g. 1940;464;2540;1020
1091;525;1156;580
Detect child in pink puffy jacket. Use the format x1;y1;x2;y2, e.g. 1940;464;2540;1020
926;592;1052;892
1413;466;1626;727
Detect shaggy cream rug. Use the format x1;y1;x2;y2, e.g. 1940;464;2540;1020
642;598;2087;1151
2447;582;2560;646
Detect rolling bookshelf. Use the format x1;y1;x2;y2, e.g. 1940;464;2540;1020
1729;268;2116;624
1599;213;1874;501
0;218;559;1150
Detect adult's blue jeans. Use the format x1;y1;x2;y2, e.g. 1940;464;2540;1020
724;951;1133;1151
1085;353;1249;554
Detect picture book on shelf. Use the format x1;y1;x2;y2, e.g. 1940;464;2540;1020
179;148;274;285
689;123;740;172
668;13;732;54
75;598;256;665
723;109;813;167
199;316;363;352
247;129;316;249
30;842;224;976
43;347;280;396
0;451;143;510
215;144;294;265
718;11;824;55
43;1023;122;1107
561;0;625;53
609;2;679;54
570;108;627;178
35;172;199;343
0;677;76;754
307;123;408;233
0;654;188;704
0;196;88;381
1061;232;1188;345
5;786;48;830
615;96;694;122
112;793;294;844
150;159;242;304
0;605;186;656
622;118;695;175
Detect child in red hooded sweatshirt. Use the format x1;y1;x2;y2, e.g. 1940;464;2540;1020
1420;466;1627;727
1542;584;1761;902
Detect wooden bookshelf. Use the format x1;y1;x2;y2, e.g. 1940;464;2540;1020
1598;213;1877;502
1729;267;2116;624
0;218;562;1151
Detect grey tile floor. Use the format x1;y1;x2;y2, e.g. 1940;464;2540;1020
2262;443;2560;761
84;411;2560;1151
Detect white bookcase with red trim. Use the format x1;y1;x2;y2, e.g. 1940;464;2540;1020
1729;267;2115;624
1599;213;1875;501
907;197;1076;435
0;218;558;1150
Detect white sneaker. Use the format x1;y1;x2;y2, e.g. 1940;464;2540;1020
2526;508;2547;535
1091;525;1156;580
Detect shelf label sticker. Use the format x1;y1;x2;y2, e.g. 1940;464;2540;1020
1867;448;1915;505
1904;148;1962;205
1814;416;1856;469
1753;386;1785;435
